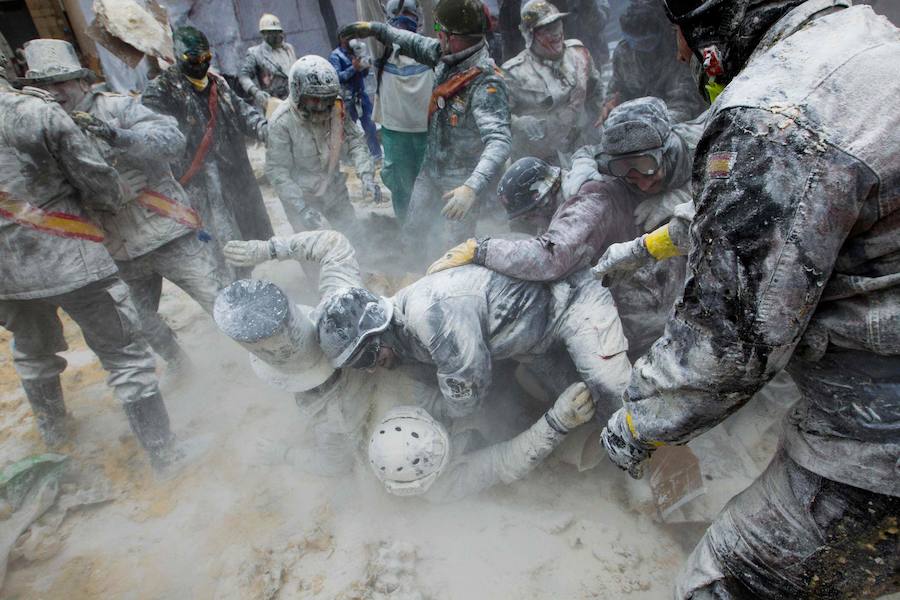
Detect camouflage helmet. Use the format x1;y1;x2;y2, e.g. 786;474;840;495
434;0;489;36
288;55;340;102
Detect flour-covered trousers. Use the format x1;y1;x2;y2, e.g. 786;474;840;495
115;233;228;363
279;179;359;238
549;272;631;422
676;448;900;600
0;276;159;403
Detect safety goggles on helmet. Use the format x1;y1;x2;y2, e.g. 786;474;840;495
599;150;662;178
346;335;382;370
180;51;212;65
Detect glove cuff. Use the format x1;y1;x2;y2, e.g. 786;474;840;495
644;224;681;260
472;237;490;266
544;411;569;435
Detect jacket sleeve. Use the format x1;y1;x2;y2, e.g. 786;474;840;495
623;107;866;447
46;103;125;214
605;46;629;100
464;77;512;194
115;96;186;161
370;23;442;68
410;295;493;419
343;110;374;181
329;50;357;84
479;191;614;280
238;51;260;96
424;416;565;503
269;230;363;298
264;117;307;211
229;83;267;141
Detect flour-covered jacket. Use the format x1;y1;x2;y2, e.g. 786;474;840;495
0;82;123;300
75;89;192;261
623;1;900;496
265;100;374;213
502;40;603;160
367;24;510;194
239;41;296;100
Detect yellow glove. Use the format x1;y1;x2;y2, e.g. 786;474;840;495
426;239;478;275
441;185;477;221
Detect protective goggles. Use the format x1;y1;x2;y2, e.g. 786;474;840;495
601;152;661;178
347;335;381;370
180;51;212;65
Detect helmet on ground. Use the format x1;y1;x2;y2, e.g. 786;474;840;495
497;157;561;220
662;0;805;84
434;0;489;36
519;1;568;48
288;55;340;102
20;39;95;85
369;406;451;496
316;287;394;368
213;280;335;392
259;13;283;32
597;97;672;177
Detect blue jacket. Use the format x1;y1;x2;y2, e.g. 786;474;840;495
329;46;368;98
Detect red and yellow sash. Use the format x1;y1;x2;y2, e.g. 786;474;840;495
428;66;483;120
136;189;202;229
179;76;220;187
0;190;105;242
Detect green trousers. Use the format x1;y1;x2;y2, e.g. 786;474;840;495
380;128;428;222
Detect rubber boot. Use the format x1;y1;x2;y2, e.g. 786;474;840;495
21;377;69;449
122;390;178;471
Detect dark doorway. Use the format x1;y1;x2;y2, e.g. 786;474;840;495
0;0;39;51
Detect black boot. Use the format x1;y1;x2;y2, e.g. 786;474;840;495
21;377;69;449
122;390;178;470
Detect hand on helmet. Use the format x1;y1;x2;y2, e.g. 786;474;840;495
591;236;652;285
601;409;654;480
339;22;374;41
545;382;594;433
426;238;477;275
254;89;271;108
516;115;546;141
299;206;331;230
223;240;272;266
441;185;477;221
72;111;118;143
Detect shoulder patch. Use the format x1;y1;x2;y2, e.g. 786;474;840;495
706;151;736;179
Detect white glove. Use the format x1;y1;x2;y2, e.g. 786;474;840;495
223;240;273;266
516;115;546;141
119;167;149;201
592;236;651;284
545;382;594;433
441;185;477;221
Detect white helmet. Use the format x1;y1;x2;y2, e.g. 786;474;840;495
368;406;451;496
259;13;283;32
288;55;340;102
519;0;568;49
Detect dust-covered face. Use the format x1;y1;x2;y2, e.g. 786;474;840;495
297;95;336;121
624;166;666;194
178;50;212;80
40;78;89;112
262;31;284;49
532;21;565;60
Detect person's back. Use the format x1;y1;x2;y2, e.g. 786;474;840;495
0;85;119;300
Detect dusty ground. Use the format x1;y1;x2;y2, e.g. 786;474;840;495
0;146;772;599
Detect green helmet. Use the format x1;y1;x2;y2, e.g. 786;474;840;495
434;0;489;36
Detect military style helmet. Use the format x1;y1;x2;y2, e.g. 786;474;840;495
316;287;394;369
662;0;805;84
20;39;95;85
497;157;561;220
288;55;340;101
520;1;568;33
434;0;489;36
368;406;451;496
259;13;283;32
